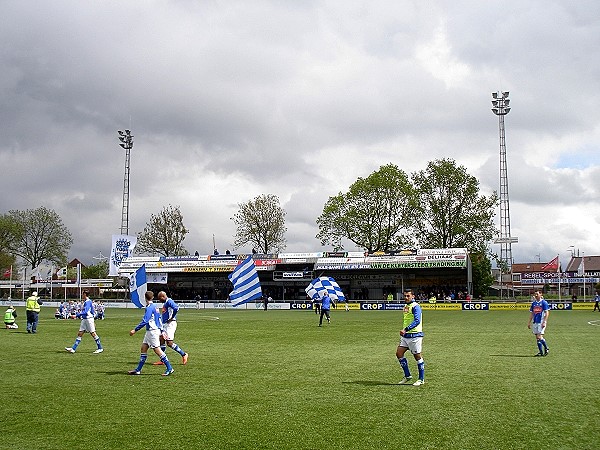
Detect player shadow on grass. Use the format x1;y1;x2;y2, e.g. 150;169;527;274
490;354;539;357
343;380;399;386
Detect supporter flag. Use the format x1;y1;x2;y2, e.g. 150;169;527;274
56;267;67;278
2;268;11;278
305;276;346;302
228;256;262;306
540;255;559;272
129;264;147;309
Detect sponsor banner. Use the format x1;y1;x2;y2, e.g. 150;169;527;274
282;272;305;278
316;264;372;270
360;302;386;310
490;303;531;310
291;302;313;310
183;267;235;273
417;248;467;255
253;302;290;310
385;303;405;310
369;261;467;269
342;303;361;310
159;255;201;261
572;303;595;310
147;272;168;284
549;302;572;310
420;303;462;310
254;259;281;266
253;253;279;260
317;257;367;264
203;302;236;308
462;302;490;310
279;252;323;259
209;254;243;261
521;276;600;284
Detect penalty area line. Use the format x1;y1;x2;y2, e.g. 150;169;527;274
587;320;600;326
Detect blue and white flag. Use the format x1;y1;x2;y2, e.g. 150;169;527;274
228;256;262;306
129;264;147;309
305;276;346;302
109;234;137;276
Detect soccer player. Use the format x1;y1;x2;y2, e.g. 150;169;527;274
528;290;550;356
129;291;174;376
396;289;425;386
152;291;188;366
65;290;103;354
318;293;334;326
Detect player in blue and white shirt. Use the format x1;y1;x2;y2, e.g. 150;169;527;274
65;291;103;354
528;290;550;356
128;291;174;376
152;291;188;365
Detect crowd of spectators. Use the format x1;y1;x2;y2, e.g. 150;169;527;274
54;300;105;320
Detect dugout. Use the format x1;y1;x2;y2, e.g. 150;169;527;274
118;248;471;302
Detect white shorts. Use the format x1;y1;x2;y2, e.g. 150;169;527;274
79;318;96;334
531;323;546;335
143;329;162;349
162;320;178;341
399;336;423;354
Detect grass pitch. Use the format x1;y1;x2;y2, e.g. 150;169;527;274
1;307;599;449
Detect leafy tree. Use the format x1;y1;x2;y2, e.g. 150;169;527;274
231;194;287;253
0;213;20;272
409;159;498;250
470;248;495;298
137;205;189;257
82;260;109;279
316;164;412;252
8;206;73;269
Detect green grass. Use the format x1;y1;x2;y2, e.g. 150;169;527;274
1;307;599;449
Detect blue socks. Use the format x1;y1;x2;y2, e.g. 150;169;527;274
94;336;102;349
72;337;82;350
136;353;148;372
160;353;173;371
171;343;185;356
399;357;411;378
417;358;425;381
398;357;425;381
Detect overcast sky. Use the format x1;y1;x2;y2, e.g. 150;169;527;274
2;1;599;268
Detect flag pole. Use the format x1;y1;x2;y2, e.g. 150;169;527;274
558;254;561;301
582;252;586;301
8;264;12;299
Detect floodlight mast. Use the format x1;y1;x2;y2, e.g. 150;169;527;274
117;129;134;236
492;91;517;300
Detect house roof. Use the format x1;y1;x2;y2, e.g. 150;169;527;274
512;262;561;273
566;256;600;272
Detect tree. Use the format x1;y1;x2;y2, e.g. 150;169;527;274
8;206;73;269
82;260;109;279
316;164;413;252
137;205;189;257
0;213;20;272
470;248;495;298
408;159;498;250
231;194;287;253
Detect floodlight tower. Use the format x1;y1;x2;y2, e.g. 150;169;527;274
117;129;134;235
492;92;518;300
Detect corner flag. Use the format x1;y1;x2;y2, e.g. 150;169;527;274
129;264;147;308
228;256;262;306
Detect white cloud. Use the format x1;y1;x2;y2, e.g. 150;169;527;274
1;0;599;267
